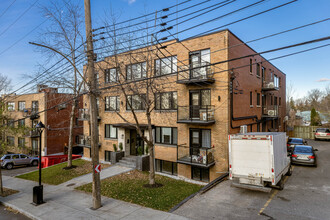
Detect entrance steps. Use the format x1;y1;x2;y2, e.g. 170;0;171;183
117;156;137;169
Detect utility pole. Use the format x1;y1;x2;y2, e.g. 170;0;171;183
84;0;101;209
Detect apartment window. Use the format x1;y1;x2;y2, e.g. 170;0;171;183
126;62;147;80
279;97;281;106
256;63;260;77
249;59;253;73
18;119;25;127
155;56;177;76
155;127;177;145
32;139;38;155
274;75;279;87
262;66;265;80
18;138;25;148
250;92;253;106
274;96;278;106
7;136;14;146
201;89;211;107
190;129;211;149
126;94;146;110
105;124;117;139
155;159;177;176
271;96;273;105
155;92;177;110
32;101;39;112
279;77;281;87
105;150;111;162
257;93;260;106
192;167;209;182
7;102;15;111
18;101;25;111
105;68;118;83
105;96;120;111
189;49;211;79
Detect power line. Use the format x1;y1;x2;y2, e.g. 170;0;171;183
0;0;40;38
0;0;17;20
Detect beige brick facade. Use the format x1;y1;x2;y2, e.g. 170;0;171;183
82;29;286;182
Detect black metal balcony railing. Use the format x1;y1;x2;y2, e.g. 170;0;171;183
78;108;100;121
177;65;215;85
262;80;279;91
262;105;279;117
25;129;39;137
76;135;91;146
177;105;215;125
177;145;215;167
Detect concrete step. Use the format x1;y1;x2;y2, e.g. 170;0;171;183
121;156;137;162
116;161;136;168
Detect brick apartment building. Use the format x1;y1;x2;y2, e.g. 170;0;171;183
80;29;286;182
2;85;83;156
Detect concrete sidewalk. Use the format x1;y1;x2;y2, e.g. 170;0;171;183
0;165;189;220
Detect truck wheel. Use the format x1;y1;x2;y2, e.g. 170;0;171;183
277;177;284;190
286;165;293;176
6;163;13;170
32;160;38;166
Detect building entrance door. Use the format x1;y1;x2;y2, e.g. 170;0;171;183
130;129;144;155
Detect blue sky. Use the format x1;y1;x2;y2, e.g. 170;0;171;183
0;0;329;98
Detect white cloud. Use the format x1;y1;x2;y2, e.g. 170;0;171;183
127;0;136;4
316;78;330;82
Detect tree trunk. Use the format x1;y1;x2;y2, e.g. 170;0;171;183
148;142;155;185
67;100;76;167
0;167;3;196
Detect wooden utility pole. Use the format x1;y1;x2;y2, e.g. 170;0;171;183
84;0;101;209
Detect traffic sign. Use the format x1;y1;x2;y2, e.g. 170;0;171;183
94;164;101;173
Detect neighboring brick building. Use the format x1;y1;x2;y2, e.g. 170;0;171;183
2;85;83;156
81;29;286;182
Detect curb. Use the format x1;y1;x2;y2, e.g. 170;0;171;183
0;201;41;220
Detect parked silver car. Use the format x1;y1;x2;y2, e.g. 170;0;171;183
314;128;330;140
291;145;318;167
0;154;39;170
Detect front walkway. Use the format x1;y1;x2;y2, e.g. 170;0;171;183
0;165;188;220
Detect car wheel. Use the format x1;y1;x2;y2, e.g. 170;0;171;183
277;177;284;190
286;165;293;176
32;160;38;166
6;163;13;170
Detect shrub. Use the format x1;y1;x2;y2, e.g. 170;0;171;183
137;146;143;156
113;144;117;152
119;142;123;151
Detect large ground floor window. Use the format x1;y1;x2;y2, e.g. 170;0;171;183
155;159;177;176
192;167;209;182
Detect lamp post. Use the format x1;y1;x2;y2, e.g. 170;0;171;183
32;121;45;205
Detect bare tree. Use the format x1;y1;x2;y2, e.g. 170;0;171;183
32;0;85;168
307;89;323;110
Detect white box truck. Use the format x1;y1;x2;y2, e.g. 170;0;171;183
228;132;292;192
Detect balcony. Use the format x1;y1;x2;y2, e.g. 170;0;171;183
177;146;215;168
262;80;279;91
25;129;40;138
78;108;100;121
262;105;279;118
177;65;215;85
177;105;215;125
76;135;101;148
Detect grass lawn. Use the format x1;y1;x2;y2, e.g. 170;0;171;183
76;170;203;211
16;159;110;185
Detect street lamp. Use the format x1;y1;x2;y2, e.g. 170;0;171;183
32;121;45;205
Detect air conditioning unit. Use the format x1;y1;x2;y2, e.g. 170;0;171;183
268;110;275;116
240;125;247;134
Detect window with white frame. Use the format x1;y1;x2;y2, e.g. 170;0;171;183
105;68;118;83
105;124;117;139
126;94;146;110
18;138;25;148
155;91;177;110
155;56;177;76
126;62;147;80
7;102;15;111
105;96;120;111
18;101;25;111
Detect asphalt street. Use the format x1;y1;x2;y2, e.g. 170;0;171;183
174;139;330;220
0;204;30;220
1;165;37;177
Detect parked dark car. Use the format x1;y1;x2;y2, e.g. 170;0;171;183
287;138;307;153
0;154;38;170
291;145;318;167
314;128;330;141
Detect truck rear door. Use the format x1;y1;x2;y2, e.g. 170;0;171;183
231;139;272;180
